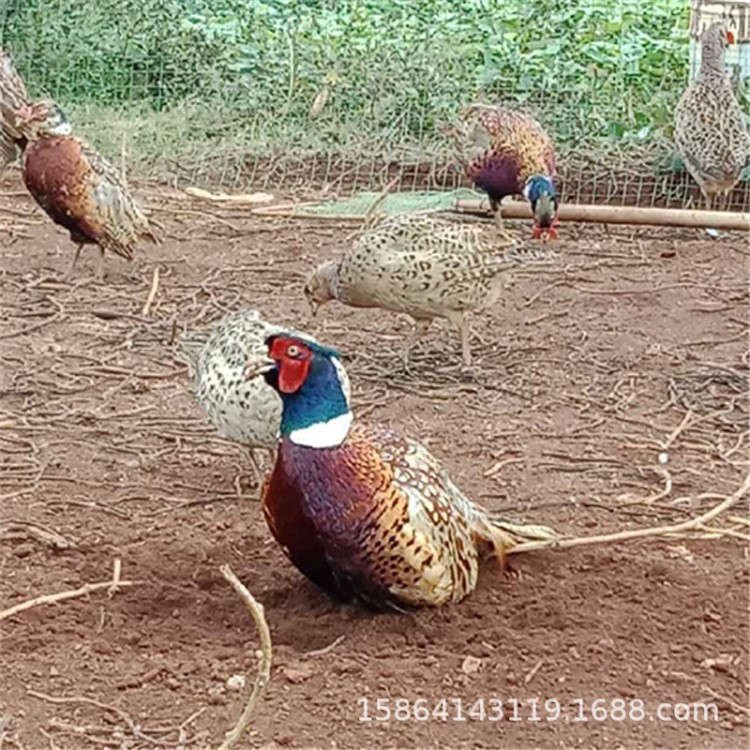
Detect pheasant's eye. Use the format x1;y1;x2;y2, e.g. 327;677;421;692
287;344;301;358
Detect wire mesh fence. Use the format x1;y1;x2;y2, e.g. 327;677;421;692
2;0;749;210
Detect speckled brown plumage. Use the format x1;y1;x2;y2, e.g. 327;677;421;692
17;100;157;280
0;46;30;171
177;310;351;487
304;212;556;366
675;22;750;210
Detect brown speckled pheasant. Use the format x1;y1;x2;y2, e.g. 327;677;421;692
675;22;750;210
304;213;555;367
446;104;559;239
14;99;157;281
0;45;30;172
252;334;556;611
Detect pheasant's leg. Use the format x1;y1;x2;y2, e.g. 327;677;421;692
402;320;431;370
490;198;504;234
64;244;83;281
704;193;713;211
95;247;105;283
247;449;265;491
459;315;472;367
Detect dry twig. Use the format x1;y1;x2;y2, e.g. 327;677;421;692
217;564;272;750
510;471;750;555
142;266;161;317
0;560;137;622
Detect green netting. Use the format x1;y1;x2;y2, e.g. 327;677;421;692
1;0;748;210
299;189;480;217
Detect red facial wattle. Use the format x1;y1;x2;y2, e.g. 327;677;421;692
726;30;736;44
269;337;312;394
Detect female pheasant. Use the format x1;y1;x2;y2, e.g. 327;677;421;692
178;310;351;488
675;22;750;210
447;104;559;239
13;99;157;281
304;212;555;367
252;333;555;611
0;46;30;172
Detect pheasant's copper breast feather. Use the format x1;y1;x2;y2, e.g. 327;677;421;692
22;134;155;259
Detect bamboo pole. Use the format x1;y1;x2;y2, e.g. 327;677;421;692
456;199;750;232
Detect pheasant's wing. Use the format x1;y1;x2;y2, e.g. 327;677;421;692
311;424;478;609
492;109;556;178
78;140;156;258
0;48;30;170
343;216;556;314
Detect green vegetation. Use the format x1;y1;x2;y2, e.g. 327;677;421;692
1;0;689;183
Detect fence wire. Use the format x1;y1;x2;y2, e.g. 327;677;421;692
1;0;749;210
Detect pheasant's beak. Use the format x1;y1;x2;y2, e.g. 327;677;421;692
244;357;276;381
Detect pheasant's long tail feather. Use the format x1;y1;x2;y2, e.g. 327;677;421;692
470;509;557;566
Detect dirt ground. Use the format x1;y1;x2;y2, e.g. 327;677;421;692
1;172;748;750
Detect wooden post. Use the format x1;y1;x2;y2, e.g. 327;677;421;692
455;199;750;232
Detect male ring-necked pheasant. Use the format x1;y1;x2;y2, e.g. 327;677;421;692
304;212;556;367
178;310;351;489
0;46;30;172
447;104;559;239
675;22;750;210
252;333;555;610
14;99;157;281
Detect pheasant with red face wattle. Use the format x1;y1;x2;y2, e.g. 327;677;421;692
448;104;559;240
251;334;555;611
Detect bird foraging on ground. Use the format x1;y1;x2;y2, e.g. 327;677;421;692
0;46;30;172
446;104;559;239
251;333;555;611
177;310;351;490
13;99;157;281
674;22;750;210
304;212;556;368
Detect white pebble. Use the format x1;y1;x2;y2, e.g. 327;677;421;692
658;451;669;465
226;674;246;691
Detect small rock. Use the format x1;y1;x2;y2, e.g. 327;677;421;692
207;685;226;705
49;666;60;677
461;655;481;674
13;544;34;559
165;677;181;690
700;654;736;673
282;662;315;684
226;674;246;691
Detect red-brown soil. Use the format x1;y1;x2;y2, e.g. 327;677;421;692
1;175;748;749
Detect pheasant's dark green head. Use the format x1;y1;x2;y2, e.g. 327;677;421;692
523;175;559;239
257;334;351;446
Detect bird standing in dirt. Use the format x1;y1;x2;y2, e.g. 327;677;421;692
13;99;157;281
177;310;350;489
0;46;30;172
251;333;555;611
675;22;750;210
304;212;555;367
447;104;559;239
